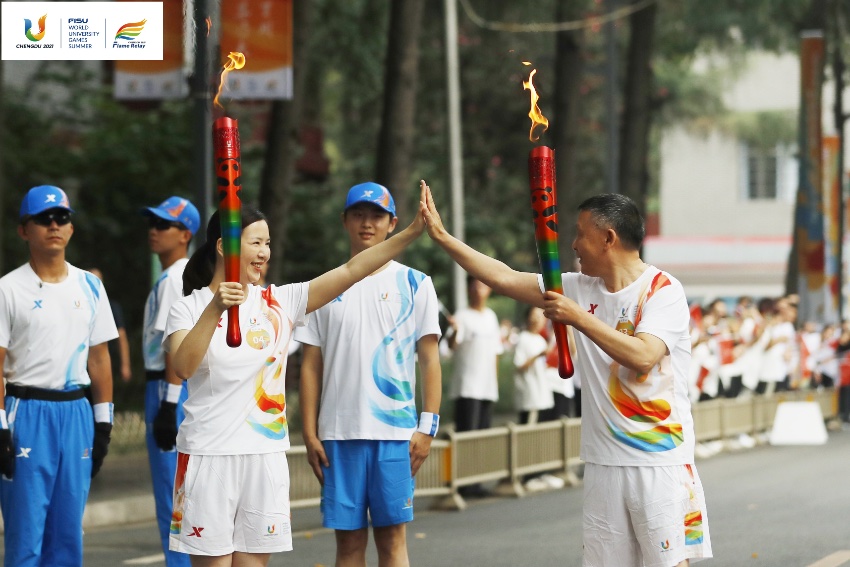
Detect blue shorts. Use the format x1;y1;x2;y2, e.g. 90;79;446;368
321;440;414;530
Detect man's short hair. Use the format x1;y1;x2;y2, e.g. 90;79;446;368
578;193;645;251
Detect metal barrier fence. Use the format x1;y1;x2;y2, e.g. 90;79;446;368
110;388;838;510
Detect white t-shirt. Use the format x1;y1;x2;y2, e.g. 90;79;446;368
143;257;188;372
513;330;553;411
294;262;441;441
759;321;796;382
165;282;308;455
449;307;504;401
0;263;118;390
552;267;696;466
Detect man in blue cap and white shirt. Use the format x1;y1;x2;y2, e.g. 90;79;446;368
141;196;200;567
296;181;442;567
0;185;118;566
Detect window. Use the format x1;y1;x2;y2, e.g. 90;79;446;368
739;143;797;202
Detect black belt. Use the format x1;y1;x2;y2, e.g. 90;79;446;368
146;370;166;382
5;384;86;402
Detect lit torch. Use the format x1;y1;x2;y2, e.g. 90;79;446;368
213;52;246;347
523;64;574;378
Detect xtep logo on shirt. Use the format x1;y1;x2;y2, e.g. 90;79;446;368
32;300;43;310
587;303;598;314
16;447;31;458
187;526;204;537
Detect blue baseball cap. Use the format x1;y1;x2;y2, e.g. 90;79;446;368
20;185;74;219
344;182;396;217
142;196;201;235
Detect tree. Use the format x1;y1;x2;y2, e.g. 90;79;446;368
375;0;426;224
618;0;657;214
259;0;313;285
553;0;590;266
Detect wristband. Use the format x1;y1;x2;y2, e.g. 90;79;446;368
93;402;114;424
165;383;182;404
0;409;7;429
417;412;439;437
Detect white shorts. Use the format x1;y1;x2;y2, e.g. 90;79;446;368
169;452;293;556
583;463;712;567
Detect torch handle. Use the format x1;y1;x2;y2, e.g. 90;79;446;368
552;321;574;379
529;145;574;378
214;116;243;348
226;306;241;348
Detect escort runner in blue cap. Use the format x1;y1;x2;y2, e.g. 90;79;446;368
2;184;118;566
141;195;199;567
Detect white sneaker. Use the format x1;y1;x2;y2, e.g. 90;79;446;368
524;478;549;492
540;474;565;489
738;433;756;449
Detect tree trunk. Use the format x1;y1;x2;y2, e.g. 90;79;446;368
259;0;311;285
618;0;657;215
553;0;587;270
374;0;425;224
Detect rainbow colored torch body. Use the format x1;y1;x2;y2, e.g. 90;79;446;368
213;116;242;347
529;145;574;378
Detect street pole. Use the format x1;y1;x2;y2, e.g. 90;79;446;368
444;0;467;311
604;0;619;194
191;0;217;221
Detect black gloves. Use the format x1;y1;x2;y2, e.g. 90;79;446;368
0;429;14;479
91;422;112;478
152;401;179;451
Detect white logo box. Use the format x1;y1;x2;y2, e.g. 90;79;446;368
1;1;163;61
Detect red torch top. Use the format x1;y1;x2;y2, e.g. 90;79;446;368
529;145;553;160
213;117;240;159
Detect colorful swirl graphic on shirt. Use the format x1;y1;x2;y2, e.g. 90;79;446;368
369;269;425;428
684;464;705;544
246;287;290;439
606;271;684;452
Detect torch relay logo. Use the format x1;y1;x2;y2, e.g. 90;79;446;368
113;19;146;48
24;14;47;42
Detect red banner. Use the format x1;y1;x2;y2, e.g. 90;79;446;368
218;0;292;100
114;0;185;99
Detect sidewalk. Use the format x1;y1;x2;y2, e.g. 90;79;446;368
84;450;156;529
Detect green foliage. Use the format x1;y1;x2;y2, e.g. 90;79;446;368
721;110;798;149
2;61;194;409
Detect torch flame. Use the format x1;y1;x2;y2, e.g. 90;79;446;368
522;67;549;142
213;52;246;109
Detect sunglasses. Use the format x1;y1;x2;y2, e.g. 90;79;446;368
29;210;72;227
148;217;186;231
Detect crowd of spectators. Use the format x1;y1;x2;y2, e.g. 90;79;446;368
688;293;850;422
488;292;850;426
